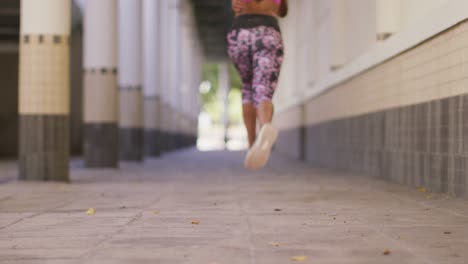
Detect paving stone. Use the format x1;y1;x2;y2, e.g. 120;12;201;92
0;149;467;263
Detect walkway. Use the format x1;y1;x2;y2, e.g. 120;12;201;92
1;150;468;263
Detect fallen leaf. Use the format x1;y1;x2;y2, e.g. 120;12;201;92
86;208;95;215
268;242;280;247
426;195;433;199
444;231;452;235
383;249;391;255
274;208;282;212
417;187;427;193
120;206;126;209
191;220;200;225
153;210;160;215
291;256;307;262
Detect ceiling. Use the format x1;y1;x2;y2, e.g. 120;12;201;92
0;0;82;45
0;0;232;61
0;0;19;44
191;0;233;61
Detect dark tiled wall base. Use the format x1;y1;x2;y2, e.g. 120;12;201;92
19;115;69;182
176;134;197;149
159;131;171;152
144;129;162;157
175;134;185;149
120;128;143;161
158;132;197;153
83;123;119;168
305;95;468;197
182;134;197;148
165;132;178;152
275;126;305;160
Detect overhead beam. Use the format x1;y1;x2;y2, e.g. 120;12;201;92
0;27;18;35
0;8;19;16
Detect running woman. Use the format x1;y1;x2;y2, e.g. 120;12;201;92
228;0;288;170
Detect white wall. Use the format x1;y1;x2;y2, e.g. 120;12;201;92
401;0;449;28
277;0;318;104
275;0;454;110
276;0;298;101
315;0;332;87
344;0;376;62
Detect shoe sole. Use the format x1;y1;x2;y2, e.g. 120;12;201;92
244;124;278;170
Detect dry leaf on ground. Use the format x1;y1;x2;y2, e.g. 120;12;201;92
86;208;95;215
291;256;307;261
417;187;427;193
191;220;200;225
383;249;391;255
268;242;280;247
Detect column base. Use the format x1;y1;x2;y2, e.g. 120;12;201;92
19;115;69;182
144;129;162;157
83;123;119;168
120;128;144;161
164;131;175;152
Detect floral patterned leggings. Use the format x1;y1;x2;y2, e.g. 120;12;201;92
227;24;284;107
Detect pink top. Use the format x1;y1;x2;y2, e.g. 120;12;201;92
244;0;281;4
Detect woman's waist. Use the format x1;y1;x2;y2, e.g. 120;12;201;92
231;14;280;31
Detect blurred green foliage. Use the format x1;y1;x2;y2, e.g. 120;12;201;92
200;63;243;125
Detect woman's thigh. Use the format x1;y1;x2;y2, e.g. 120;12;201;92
252;27;284;106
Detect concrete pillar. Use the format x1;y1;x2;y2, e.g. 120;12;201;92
143;0;162;157
168;0;182;150
158;0;171;152
218;63;230;149
181;1;201;148
179;3;190;148
159;0;182;152
191;38;203;146
83;0;119;167
376;0;401;41
118;0;143;161
18;0;71;181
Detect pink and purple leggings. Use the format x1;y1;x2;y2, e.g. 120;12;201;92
227;15;284;107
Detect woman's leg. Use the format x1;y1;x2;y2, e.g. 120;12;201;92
243;103;257;147
252;28;283;128
243;27;283;170
257;101;274;128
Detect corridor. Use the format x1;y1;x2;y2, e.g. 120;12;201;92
1;149;468;263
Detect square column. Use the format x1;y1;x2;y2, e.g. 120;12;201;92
83;0;119;167
118;0;144;161
18;0;71;181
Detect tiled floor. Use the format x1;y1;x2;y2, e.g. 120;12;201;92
0;149;467;263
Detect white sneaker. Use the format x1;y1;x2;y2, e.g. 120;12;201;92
244;123;278;170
